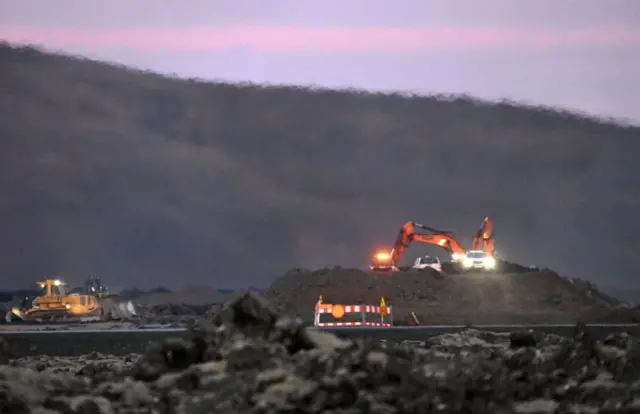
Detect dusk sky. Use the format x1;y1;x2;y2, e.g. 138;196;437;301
2;0;639;124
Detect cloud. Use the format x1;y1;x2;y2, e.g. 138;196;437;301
2;24;639;53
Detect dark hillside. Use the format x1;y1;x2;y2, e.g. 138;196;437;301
0;43;638;290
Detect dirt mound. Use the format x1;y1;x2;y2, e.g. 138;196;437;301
266;267;622;324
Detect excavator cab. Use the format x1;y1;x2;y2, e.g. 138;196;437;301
370;249;398;271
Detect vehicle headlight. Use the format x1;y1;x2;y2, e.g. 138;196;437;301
484;257;496;268
463;258;473;267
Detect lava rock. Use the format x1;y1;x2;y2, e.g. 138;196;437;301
510;330;538;348
0;336;8;364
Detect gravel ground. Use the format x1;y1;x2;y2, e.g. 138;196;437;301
1;293;640;413
1;331;191;358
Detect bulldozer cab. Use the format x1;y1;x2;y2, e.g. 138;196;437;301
37;279;69;297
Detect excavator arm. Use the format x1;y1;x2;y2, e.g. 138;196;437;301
411;232;467;261
371;221;467;269
471;216;494;256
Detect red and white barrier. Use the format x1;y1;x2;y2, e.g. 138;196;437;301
313;296;393;327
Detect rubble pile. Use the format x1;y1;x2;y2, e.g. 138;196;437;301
1;293;640;413
266;267;630;324
566;278;621;308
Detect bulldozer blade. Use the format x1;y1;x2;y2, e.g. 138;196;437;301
101;298;138;320
6;307;27;323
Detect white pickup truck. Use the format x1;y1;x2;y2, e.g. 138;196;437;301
462;250;497;271
412;255;442;272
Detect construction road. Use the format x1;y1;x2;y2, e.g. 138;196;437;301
1;323;638;358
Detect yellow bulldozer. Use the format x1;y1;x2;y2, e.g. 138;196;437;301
5;277;137;324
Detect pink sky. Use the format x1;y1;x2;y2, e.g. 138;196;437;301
1;0;639;123
3;25;639;53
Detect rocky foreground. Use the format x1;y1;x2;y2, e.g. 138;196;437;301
1;293;640;413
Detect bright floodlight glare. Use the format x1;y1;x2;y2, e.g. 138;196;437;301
484;256;496;269
452;253;464;262
53;279;61;286
375;251;391;261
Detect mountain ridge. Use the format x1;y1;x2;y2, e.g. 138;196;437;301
0;42;638;290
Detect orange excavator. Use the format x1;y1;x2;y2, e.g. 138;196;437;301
370;217;496;271
370;221;467;271
471;216;494;256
